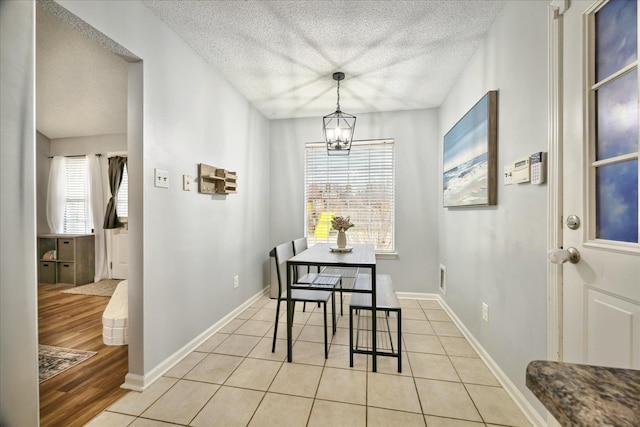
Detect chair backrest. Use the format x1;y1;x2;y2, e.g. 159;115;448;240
274;242;295;294
292;238;309;280
292;237;307;254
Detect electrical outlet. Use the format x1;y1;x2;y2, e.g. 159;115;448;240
482;302;489;323
233;275;239;289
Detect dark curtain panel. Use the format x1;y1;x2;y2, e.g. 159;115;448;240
103;156;127;229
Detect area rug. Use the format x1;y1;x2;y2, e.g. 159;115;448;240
39;345;97;383
61;279;123;297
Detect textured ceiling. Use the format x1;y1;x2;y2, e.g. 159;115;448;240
36;0;506;140
142;0;506;119
36;4;129;140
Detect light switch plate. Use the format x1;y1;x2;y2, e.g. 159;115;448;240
155;168;169;188
503;165;513;186
183;174;192;191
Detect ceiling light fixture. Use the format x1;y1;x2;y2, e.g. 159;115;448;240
323;72;356;155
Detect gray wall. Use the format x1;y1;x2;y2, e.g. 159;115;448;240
57;0;272;376
270;109;441;293
0;1;40;425
50;133;127;156
438;1;549;415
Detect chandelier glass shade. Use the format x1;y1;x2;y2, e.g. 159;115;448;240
323;72;356;155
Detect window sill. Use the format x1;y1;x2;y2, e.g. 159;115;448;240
376;252;398;260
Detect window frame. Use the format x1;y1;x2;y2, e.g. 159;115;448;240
585;0;640;253
117;163;129;222
63;156;93;235
303;138;396;254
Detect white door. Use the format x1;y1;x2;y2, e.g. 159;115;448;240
562;0;640;369
110;226;128;279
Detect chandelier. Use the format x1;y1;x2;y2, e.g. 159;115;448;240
322;72;356;155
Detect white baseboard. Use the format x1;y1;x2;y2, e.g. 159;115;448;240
398;291;545;427
396;292;441;300
122;286;269;392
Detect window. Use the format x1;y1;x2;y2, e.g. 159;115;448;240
304;139;395;252
63;156;93;234
589;0;639;244
117;164;128;220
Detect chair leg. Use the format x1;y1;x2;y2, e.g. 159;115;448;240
323;302;328;359
272;298;281;353
303;302;306;312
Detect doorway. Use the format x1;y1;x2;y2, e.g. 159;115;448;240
548;0;640;371
35;2;142;424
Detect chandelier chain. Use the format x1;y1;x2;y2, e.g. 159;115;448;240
336;79;341;111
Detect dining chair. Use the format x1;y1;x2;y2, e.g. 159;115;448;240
292;237;313;313
272;242;335;358
292;237;344;316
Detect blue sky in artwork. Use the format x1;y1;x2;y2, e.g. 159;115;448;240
596;0;637;81
443;94;488;172
597;159;638;243
597;69;638;159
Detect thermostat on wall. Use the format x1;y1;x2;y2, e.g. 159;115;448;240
511;157;530;184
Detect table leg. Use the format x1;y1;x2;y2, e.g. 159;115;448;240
287;262;293;363
371;265;377;372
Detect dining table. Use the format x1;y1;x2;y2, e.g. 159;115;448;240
286;243;381;371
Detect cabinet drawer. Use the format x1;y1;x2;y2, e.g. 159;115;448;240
38;262;56;284
57;238;75;261
57;262;75;284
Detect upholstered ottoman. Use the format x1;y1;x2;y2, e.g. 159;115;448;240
102;280;128;345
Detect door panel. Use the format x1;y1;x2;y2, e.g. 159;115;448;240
586;288;640;367
562;0;640;369
110;226;128;279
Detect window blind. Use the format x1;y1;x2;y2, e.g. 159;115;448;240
63;157;93;234
117;164;128;219
304;139;395;252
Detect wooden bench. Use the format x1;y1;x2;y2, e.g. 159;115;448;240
349;273;402;372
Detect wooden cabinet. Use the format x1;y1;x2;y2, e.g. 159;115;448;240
37;234;95;285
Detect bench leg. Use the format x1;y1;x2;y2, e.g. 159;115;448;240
397;309;402;373
339;278;343;316
349;306;354;367
331;291;336;335
323;302;328;359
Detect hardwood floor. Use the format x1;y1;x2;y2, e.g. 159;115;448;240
38;284;128;427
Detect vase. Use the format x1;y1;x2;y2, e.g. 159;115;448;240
337;231;347;248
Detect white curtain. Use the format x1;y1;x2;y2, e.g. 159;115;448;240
46;156;66;234
88;155;108;282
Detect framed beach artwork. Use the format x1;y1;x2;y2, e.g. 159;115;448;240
443;90;498;207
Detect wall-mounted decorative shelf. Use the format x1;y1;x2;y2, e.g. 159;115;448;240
198;163;238;195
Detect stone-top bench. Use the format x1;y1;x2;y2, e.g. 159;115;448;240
103;280;128;346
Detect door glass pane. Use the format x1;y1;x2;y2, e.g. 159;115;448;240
596;69;639;160
596;159;639;242
596;0;637;81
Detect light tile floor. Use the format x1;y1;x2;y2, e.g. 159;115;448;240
87;296;531;427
